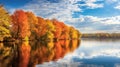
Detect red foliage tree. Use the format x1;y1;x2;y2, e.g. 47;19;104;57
11;10;30;39
52;19;70;40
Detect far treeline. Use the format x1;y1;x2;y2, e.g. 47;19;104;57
0;6;81;41
82;33;120;38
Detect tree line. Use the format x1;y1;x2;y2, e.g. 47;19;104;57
0;6;81;67
82;33;120;38
0;6;81;41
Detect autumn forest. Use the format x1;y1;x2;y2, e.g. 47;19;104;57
0;5;81;67
0;6;81;41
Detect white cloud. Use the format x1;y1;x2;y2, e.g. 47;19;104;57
99;16;120;24
80;15;120;24
79;0;104;9
8;0;120;33
8;9;15;14
21;0;82;22
16;0;104;23
82;16;101;22
106;0;118;4
113;1;120;10
66;15;120;33
115;3;120;10
78;27;96;33
85;3;103;9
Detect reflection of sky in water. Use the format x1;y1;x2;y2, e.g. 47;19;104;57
37;39;120;67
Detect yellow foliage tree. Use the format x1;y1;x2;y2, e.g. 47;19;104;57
45;19;55;40
0;6;11;40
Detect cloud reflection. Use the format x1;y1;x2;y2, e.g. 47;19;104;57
36;39;120;67
75;39;120;59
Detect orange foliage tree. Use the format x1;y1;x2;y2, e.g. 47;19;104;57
52;19;80;40
34;17;55;40
11;10;30;39
52;19;62;39
26;12;38;40
36;17;47;39
59;22;70;40
10;9;80;40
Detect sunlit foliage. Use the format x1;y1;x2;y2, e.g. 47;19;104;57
36;18;55;40
26;12;38;40
69;27;80;39
0;6;81;67
0;6;80;40
0;6;11;40
52;19;62;39
11;10;30;39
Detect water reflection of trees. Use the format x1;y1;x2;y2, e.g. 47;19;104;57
28;40;81;67
0;42;16;67
0;40;81;67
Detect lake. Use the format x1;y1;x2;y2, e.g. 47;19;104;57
0;38;120;67
0;39;80;67
37;38;120;67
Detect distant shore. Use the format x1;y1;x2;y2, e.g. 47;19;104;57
81;33;120;39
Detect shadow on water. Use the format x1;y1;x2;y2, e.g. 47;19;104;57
0;39;81;67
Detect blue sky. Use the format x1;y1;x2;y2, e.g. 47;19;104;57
0;0;120;33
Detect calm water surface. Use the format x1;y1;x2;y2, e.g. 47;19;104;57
37;38;120;67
